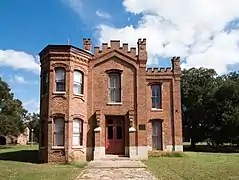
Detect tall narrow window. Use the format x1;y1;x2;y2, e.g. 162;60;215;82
55;68;65;92
152;84;162;109
42;72;49;94
72;119;83;146
53;118;64;146
73;70;83;95
109;73;121;102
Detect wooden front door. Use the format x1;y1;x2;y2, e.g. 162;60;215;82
106;116;125;155
152;120;163;150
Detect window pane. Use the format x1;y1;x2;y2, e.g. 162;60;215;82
55;68;65;81
73;135;80;145
74;71;82;83
56;81;65;91
107;126;113;139
152;84;161;109
109;73;121;102
74;83;82;95
54;118;64;146
110;75;115;88
116;126;122;139
115;89;120;102
73;119;83;145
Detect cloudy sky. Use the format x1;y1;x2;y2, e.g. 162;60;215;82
0;0;239;113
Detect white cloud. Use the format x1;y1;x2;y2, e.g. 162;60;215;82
23;99;39;113
97;0;239;74
0;49;40;74
96;9;111;19
63;0;84;17
12;75;28;84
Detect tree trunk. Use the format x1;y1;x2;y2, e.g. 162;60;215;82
190;138;196;149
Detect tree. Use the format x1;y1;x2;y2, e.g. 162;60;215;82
25;112;40;142
0;77;27;137
208;72;239;145
181;67;218;148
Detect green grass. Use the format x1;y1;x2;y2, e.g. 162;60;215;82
144;152;239;180
0;145;84;180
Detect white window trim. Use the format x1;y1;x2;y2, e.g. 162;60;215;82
73;70;83;95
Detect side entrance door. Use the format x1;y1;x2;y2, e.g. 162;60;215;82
105;116;125;155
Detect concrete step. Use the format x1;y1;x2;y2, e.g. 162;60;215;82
88;159;146;168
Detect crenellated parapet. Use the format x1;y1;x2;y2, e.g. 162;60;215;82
146;57;181;76
92;39;147;61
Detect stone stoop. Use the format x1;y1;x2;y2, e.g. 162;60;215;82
87;159;147;169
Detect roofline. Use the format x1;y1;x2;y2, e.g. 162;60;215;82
38;44;93;57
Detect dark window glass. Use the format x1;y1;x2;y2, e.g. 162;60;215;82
152;84;162;109
55;68;65;92
107;119;113;125
116;126;122;139
108;126;113;139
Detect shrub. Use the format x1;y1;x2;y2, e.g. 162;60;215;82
148;150;186;157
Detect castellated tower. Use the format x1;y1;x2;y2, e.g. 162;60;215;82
39;38;183;163
39;40;92;163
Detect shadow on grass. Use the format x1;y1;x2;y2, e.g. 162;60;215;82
184;145;239;153
0;150;39;163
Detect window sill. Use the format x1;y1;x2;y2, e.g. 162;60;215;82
151;108;163;112
52;146;65;150
72;145;83;149
73;93;84;97
53;91;66;95
107;102;122;106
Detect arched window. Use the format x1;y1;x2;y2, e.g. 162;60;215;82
73;70;84;95
72;118;83;146
55;67;65;92
108;72;121;102
53;118;64;146
151;84;162;109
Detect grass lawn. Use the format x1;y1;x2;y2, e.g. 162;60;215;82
0;145;84;180
144;152;239;180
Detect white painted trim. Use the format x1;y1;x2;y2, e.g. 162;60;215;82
94;127;101;132
51;146;64;150
165;145;183;152
129;127;136;132
53;91;66;95
72;145;83;149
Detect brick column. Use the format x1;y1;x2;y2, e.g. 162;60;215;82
93;110;105;159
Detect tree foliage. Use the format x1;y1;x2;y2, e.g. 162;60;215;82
25;112;40;142
181;68;239;147
0;77;27;136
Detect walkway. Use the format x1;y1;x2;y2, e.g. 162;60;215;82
76;157;157;180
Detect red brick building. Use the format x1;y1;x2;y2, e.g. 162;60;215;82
38;38;183;163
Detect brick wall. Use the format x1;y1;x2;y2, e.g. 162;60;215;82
39;39;183;163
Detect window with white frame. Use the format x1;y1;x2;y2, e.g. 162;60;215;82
73;70;83;95
152;84;162;109
72;119;83;146
55;67;65;92
53;118;64;146
109;73;121;102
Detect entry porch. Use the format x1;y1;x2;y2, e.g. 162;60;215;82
92;112;148;160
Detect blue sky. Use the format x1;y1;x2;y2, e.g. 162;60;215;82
0;0;239;113
0;0;141;113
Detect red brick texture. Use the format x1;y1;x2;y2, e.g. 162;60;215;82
38;39;183;163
